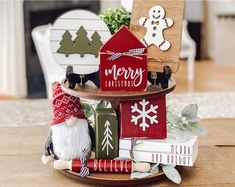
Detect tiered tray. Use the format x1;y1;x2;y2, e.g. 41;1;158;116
61;78;176;185
61;170;169;186
61;78;176;101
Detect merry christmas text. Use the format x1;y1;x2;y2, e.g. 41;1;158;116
104;65;145;87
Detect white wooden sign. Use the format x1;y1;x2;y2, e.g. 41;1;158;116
50;10;111;74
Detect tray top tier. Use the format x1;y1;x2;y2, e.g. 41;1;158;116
61;78;176;101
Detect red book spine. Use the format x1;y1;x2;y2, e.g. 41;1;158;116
72;159;132;174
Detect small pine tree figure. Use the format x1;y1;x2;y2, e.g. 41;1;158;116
90;31;103;58
73;26;91;57
101;120;113;156
57;30;74;57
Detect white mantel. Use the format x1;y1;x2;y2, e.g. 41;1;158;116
0;0;27;98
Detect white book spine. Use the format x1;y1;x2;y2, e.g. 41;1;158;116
119;136;198;156
119;150;197;166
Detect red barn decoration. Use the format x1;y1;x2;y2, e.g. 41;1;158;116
119;95;166;139
100;26;147;91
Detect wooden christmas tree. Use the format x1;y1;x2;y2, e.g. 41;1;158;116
57;30;74;57
95;108;118;159
73;26;91;57
90;31;103;58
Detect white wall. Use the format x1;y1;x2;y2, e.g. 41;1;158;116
121;0;133;11
100;0;121;11
184;0;203;22
207;0;235;59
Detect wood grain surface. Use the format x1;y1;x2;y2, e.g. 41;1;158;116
0;119;235;186
130;0;184;73
173;60;235;93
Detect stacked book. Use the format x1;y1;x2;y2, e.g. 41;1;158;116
119;135;198;166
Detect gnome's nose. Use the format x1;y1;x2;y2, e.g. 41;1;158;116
66;116;78;126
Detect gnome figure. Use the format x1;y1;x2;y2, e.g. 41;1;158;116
42;82;95;176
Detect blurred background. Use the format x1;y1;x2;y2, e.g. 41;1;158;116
0;0;235;99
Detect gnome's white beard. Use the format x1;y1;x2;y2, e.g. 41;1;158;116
50;119;92;161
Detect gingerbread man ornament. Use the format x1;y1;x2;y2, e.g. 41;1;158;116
139;6;173;51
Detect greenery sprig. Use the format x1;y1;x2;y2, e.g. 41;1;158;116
99;7;131;34
167;104;207;142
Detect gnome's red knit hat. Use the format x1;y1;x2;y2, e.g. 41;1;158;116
51;82;86;125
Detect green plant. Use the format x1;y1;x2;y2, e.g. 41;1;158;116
81;100;110;119
167;104;207;142
99;7;131;34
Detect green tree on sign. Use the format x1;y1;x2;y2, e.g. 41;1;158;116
57;30;74;57
90;31;103;58
74;26;91;57
101;120;113;156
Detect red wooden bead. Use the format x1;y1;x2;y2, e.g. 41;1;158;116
119;95;166;139
100;26;147;91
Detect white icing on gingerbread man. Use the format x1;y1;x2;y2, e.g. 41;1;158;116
139;6;173;51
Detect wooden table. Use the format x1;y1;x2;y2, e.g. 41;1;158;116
0;119;235;186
